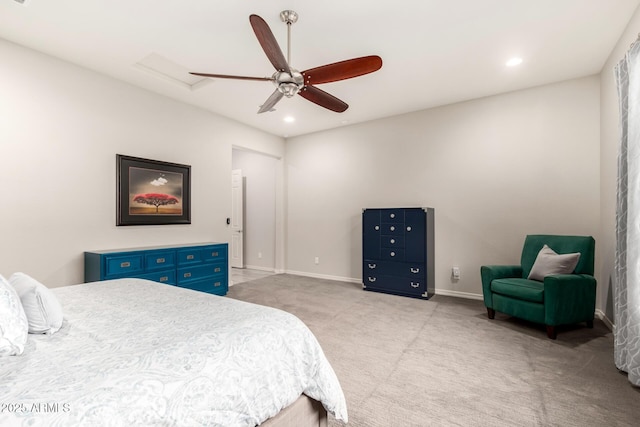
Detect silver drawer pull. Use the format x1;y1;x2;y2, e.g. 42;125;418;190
183;272;192;278
374;225;380;231
411;282;420;288
407;226;412;232
214;267;221;273
390;213;395;218
156;258;165;264
390;251;396;257
368;277;377;282
390;238;395;244
214;282;221;287
159;276;169;282
120;261;130;268
390;226;395;231
212;252;219;257
368;263;377;269
411;267;420;273
186;254;195;260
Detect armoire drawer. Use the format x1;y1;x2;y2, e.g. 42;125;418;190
364;260;425;278
381;235;405;248
363;275;426;297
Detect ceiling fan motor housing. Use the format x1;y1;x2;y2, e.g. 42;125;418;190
273;69;304;97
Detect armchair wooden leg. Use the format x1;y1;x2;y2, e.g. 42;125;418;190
487;308;495;319
546;325;557;340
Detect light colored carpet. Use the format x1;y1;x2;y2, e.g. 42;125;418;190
227;274;640;427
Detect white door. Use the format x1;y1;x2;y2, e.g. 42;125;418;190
231;169;244;268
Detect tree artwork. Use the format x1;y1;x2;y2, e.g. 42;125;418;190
132;193;179;213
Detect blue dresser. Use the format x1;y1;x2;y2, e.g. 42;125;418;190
84;242;228;296
362;208;434;299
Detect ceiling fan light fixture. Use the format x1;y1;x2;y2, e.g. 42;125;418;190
506;57;523;67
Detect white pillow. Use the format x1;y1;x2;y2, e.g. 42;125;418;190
0;274;28;356
9;273;63;334
528;244;581;282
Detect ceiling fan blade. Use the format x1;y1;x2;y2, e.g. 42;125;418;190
249;14;291;73
302;55;382;85
258;89;285;114
299;85;348;113
189;72;273;82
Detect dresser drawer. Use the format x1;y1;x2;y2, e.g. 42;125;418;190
177;248;202;264
363;275;425;296
177;262;225;283
104;254;144;277
135;270;176;285
175;276;227;295
144;250;176;271
201;245;227;262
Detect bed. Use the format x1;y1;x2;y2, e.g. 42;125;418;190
0;277;348;426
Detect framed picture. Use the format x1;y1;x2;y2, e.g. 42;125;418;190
116;154;191;226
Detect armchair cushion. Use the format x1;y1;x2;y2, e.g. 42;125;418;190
527;244;580;281
491;278;544;303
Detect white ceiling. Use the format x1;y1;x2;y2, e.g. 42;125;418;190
1;0;639;137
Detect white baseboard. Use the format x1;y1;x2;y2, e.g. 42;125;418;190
284;270;361;284
595;309;614;332
242;265;276;273
434;289;484;301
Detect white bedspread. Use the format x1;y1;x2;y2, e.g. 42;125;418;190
0;278;347;426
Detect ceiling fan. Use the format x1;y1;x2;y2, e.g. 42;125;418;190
190;10;383;114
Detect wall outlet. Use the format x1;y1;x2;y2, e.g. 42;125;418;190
314;257;320;265
452;266;461;280
258;252;262;259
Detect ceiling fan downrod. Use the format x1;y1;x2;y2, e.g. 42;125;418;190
280;10;298;65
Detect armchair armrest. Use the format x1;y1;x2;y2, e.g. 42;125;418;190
543;274;597;325
480;265;523;308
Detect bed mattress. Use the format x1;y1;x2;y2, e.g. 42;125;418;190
0;278;347;426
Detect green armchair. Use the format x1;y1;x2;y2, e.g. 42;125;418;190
480;235;596;339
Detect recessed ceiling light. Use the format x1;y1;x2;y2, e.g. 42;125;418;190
284;116;295;123
506;57;523;67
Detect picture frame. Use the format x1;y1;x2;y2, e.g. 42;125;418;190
116;154;191;226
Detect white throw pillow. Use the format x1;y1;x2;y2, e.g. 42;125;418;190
9;272;63;334
0;274;28;356
528;244;581;282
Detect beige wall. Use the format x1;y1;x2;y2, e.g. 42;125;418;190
0;38;284;286
599;6;640;321
285;77;601;299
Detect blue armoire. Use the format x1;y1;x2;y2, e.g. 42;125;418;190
362;207;434;299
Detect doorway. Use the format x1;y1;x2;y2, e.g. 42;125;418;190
231;148;278;275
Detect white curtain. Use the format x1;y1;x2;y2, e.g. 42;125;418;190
614;39;640;386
